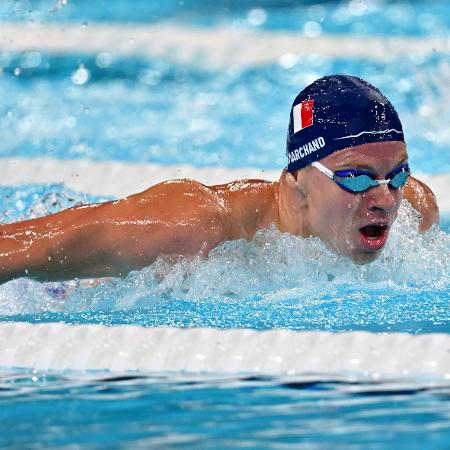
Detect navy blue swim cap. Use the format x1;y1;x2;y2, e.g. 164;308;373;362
286;75;404;173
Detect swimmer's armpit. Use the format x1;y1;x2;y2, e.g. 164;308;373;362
403;176;439;231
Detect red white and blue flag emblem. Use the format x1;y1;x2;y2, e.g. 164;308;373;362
293;99;314;133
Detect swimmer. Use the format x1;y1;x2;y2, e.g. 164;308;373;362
0;75;439;284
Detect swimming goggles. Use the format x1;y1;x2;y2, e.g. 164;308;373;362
311;161;410;193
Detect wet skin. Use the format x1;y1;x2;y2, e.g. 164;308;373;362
0;142;439;283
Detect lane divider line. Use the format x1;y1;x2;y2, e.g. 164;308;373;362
1;23;448;68
0;322;449;378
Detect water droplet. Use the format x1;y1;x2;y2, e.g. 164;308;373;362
96;52;113;68
15;199;25;211
303;21;322;38
247;8;267;27
49;0;68;13
348;0;369;16
138;69;161;86
71;64;90;85
418;105;432;117
278;53;299;69
20;51;42;69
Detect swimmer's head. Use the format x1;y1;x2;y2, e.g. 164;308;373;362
280;76;408;264
286;75;404;173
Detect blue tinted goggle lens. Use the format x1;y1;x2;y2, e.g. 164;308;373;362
334;175;377;192
389;170;410;188
333;166;410;193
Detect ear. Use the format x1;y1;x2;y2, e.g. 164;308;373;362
285;170;298;188
286;170;308;200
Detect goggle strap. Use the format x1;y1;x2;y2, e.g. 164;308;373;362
311;161;334;179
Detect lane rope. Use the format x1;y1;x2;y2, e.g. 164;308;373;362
1;23;448;68
0;322;449;378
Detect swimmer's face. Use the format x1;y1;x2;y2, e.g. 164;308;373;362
299;141;408;263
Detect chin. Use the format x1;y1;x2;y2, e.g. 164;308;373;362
349;248;384;265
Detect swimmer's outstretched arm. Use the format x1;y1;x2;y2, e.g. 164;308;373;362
0;180;227;284
403;176;439;231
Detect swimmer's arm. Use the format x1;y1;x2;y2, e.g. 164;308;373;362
403;176;439;232
0;181;227;283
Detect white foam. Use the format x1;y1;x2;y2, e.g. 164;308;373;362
0;322;448;379
1;157;449;212
1;23;448;68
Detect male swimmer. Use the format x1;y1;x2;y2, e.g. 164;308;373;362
0;75;438;284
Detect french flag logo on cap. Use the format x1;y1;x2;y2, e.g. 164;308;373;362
293;99;314;134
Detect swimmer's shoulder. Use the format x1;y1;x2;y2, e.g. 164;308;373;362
134;178;278;241
130;178;212;203
125;179;232;254
210;179;279;239
136;178;227;215
403;176;439;231
139;177;276;206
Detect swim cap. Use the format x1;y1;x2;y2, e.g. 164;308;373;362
286;75;404;173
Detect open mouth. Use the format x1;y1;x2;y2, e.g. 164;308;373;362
358;224;389;251
360;225;387;239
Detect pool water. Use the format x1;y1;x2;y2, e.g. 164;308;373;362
1;371;450;450
1;0;449;448
1;52;448;172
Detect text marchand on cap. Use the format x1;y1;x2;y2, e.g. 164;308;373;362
287;136;325;164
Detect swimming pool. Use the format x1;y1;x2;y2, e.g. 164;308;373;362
0;0;449;448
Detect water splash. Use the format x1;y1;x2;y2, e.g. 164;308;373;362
0;200;448;328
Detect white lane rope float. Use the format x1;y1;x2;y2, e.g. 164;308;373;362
0;23;448;68
0;322;449;380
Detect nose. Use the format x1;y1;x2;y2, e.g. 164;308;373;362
367;184;399;213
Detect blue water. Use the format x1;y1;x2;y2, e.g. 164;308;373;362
0;54;448;172
1;0;450;448
1;371;450;450
2;0;449;37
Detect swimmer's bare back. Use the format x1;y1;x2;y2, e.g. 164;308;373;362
0;176;438;283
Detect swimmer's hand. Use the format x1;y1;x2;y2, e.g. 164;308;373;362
403;176;439;231
0;180;227;284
